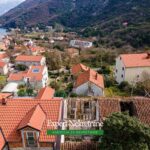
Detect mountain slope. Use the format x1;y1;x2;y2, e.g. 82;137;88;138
0;0;108;28
0;0;150;48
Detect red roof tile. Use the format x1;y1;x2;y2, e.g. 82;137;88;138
8;66;46;81
25;65;45;81
36;87;55;100
0;93;12;100
0;99;62;142
133;99;150;126
18;104;46;131
16;55;43;62
75;69;104;89
120;53;150;68
0;129;6;150
0;62;6;68
0;53;8;59
8;71;26;81
71;63;89;75
99;99;121;119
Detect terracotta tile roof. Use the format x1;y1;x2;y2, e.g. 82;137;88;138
16;55;43;62
99;99;121;119
0;129;6;150
0;53;8;59
36;87;55;100
120;53;150;68
8;66;45;81
75;69;104;89
0;62;6;68
71;63;89;75
25;65;45;81
30;46;45;52
0;93;12;100
133;99;150;126
0;99;62;142
8;71;27;81
18;104;46;131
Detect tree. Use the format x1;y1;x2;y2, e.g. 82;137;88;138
17;89;26;97
16;64;28;71
44;51;62;70
26;88;33;96
50;81;60;91
55;90;67;98
100;112;150;150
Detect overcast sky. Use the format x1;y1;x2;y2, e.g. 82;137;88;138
0;0;25;15
0;0;24;5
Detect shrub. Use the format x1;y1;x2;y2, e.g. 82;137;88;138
17;89;26;97
26;88;34;96
55;90;67;98
18;84;26;89
104;77;116;88
16;64;28;71
70;93;78;97
50;81;60;90
118;81;130;90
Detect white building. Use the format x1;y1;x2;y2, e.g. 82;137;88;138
73;69;104;96
115;53;150;84
0;62;8;75
70;40;93;48
2;82;18;94
15;55;46;67
8;65;48;89
0;52;10;63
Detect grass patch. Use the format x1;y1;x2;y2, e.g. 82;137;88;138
105;86;130;97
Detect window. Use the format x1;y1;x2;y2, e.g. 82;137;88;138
116;69;118;73
27;132;36;147
122;67;124;70
32;68;40;73
120;102;134;116
121;74;123;78
84;102;90;109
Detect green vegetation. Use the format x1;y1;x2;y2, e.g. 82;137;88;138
101;112;150;150
17;89;26;97
53;45;64;51
17;85;34;97
81;50;116;68
15;64;28;71
1;0;150;49
0;76;6;89
55;90;67;98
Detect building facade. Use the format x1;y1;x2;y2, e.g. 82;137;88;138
115;53;150;84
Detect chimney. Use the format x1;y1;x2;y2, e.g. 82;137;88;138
95;73;98;80
1;98;7;105
146;52;150;59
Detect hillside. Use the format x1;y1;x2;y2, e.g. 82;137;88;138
0;0;150;48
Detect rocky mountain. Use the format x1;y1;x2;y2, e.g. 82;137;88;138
0;0;150;48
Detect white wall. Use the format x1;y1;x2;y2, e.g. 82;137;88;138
125;67;150;83
0;64;8;75
115;56;150;84
115;56;125;84
74;81;104;96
